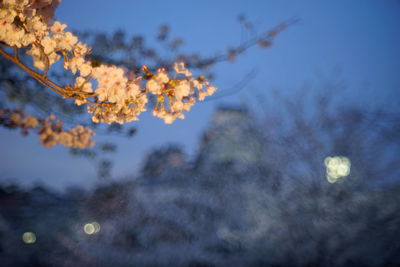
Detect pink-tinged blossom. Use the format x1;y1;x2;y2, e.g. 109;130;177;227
0;1;217;125
173;62;192;77
50;21;66;34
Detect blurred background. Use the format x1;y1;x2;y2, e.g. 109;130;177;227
1;0;400;266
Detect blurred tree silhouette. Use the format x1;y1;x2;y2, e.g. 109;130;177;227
1;80;399;266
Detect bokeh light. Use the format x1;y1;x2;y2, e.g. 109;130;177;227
22;232;36;244
84;222;100;235
92;222;101;233
324;156;351;183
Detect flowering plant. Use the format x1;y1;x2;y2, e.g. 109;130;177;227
0;0;218;147
1;0;291;151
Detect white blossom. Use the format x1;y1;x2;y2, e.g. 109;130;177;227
0;1;217;126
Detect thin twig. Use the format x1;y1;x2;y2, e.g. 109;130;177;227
1;48;62;95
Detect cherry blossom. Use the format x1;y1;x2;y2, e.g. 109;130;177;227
0;0;217;127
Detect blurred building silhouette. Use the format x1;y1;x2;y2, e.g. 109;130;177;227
195;105;263;171
141;145;186;180
139;105;264;179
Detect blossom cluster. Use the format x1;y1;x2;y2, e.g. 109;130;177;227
38;115;95;149
86;65;148;124
149;63;217;124
0;0;217;125
0;0;60;48
0;108;39;133
0;108;95;149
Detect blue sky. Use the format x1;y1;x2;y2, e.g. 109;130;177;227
1;0;399;191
